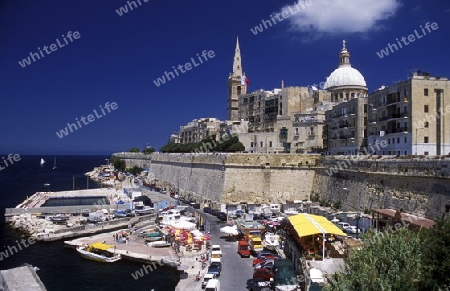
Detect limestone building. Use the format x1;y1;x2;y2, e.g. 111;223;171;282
323;41;369;155
178;117;225;144
367;71;450;155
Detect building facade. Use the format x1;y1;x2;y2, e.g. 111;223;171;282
367;72;450;155
323;41;369;155
178;118;225;144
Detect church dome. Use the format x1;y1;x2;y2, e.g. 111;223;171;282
323;40;367;90
324;66;366;89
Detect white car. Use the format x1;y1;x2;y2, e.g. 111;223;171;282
211;245;222;256
346;226;362;234
338;222;351;230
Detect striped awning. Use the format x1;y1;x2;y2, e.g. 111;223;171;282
288;213;346;237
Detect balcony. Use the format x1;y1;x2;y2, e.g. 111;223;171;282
378;113;409;122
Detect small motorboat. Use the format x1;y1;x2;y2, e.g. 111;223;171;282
76;242;121;263
147;241;171;248
145;232;162;238
145;236;163;242
50;214;69;224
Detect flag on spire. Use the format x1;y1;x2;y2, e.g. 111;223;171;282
241;75;250;86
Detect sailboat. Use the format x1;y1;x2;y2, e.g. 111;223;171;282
40;158;45;166
52;157;57;170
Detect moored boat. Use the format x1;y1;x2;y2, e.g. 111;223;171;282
262;232;280;251
76;242;121;263
147;241;171;248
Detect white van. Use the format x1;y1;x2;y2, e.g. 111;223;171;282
205;279;220;291
201;273;215;289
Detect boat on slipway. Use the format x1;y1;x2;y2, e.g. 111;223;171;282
76;242;121;263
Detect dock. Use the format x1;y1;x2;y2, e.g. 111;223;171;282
0;265;47;291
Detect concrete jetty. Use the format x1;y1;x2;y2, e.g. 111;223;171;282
0;265;47;291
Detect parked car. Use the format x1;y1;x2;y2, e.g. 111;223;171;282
253;258;275;267
217;212;227;221
204;278;220;291
345;225;362;234
256;251;280;260
254;262;275;272
253;268;274;281
211;245;222;256
208;262;221;277
201;273;215;289
209;209;219;216
246;278;272;291
238;240;251;258
203;207;211;214
190;202;200;209
338;222;351;230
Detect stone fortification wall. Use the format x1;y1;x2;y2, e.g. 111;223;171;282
149;153;319;206
150;153;227;204
314;156;450;219
222;154;318;204
113;152;152;168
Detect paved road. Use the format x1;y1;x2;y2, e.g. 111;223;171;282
187;209;254;291
136;185;255;290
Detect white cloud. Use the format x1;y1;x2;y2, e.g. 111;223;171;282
280;0;401;35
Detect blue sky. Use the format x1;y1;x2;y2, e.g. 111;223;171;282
0;0;449;155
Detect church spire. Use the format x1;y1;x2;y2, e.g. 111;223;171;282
232;36;243;77
339;39;351;67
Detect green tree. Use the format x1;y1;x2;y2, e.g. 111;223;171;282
129;147;140;153
226;141;245;152
110;156;126;171
325;228;424;291
142;147;155;154
419;217;450;290
126;166;144;176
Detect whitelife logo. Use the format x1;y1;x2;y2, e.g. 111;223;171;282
376;22;439;59
18;31;81;68
115;0;149;16
153;50;215;87
55;102;118;139
250;0;312;35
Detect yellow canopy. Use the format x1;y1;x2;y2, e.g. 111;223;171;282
288;214;346;237
89;242;115;250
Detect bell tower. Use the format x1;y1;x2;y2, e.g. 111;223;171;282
228;37;247;122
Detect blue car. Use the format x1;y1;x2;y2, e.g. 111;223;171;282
207;262;221;277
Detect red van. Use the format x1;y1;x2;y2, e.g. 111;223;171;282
238;240;251;258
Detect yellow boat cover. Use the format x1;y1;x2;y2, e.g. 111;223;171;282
90;242;115;250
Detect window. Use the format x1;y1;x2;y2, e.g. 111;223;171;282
260;141;263;147
424;88;428;96
269;141;272;147
404;137;407;143
237;86;241;95
424;137;429;143
424;122;429;128
424;105;429;113
397;138;400;143
250;142;254;147
424;151;429;155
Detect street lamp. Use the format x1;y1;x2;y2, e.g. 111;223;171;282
415;127;423;155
